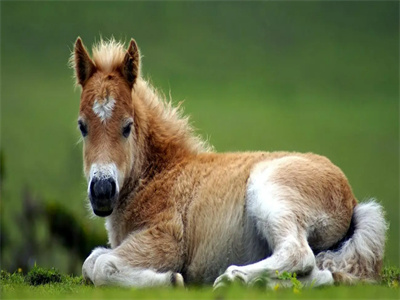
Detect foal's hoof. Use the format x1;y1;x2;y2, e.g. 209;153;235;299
82;275;94;285
171;272;185;287
213;265;248;290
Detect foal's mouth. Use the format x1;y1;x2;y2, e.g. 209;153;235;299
87;163;120;217
92;207;114;217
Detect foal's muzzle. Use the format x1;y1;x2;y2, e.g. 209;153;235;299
89;177;118;217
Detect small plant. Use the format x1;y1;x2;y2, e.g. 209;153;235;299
381;266;400;288
0;269;25;285
275;271;304;293
25;265;62;286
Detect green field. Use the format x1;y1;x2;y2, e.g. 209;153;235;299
1;1;399;297
1;266;399;299
2;281;399;300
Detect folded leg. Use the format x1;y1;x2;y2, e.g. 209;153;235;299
82;225;184;287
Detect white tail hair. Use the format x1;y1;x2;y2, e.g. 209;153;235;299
315;200;388;284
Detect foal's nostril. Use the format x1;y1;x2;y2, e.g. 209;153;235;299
90;177;98;197
108;178;116;198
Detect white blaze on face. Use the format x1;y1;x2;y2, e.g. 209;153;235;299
88;163;123;195
92;97;116;122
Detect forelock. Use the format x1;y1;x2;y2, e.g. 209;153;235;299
92;38;126;73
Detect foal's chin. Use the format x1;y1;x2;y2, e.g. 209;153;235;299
92;207;113;217
89;197;116;217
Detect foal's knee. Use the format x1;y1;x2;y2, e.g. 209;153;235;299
82;247;111;284
292;248;315;275
92;253;120;286
298;248;315;275
276;242;316;276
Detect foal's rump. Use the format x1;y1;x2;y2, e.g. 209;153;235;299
246;153;357;246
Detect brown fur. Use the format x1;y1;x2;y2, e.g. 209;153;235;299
72;38;385;287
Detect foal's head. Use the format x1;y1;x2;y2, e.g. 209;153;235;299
72;38;140;217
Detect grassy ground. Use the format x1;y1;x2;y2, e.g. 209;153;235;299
1;266;399;299
1;0;398;277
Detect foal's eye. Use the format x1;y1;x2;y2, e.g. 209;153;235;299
78;120;88;137
122;122;133;138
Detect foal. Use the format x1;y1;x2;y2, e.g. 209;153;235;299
71;37;387;288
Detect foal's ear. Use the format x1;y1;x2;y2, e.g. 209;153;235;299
121;39;140;88
73;37;96;86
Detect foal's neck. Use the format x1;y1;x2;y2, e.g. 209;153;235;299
130;79;207;185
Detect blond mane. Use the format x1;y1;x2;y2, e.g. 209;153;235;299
133;78;212;154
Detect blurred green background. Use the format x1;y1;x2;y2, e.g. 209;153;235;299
1;1;398;275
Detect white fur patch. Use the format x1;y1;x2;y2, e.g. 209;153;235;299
93;98;116;122
246;159;305;245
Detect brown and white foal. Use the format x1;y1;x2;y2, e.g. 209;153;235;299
71;37;387;288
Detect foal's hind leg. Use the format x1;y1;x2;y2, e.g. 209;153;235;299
214;182;334;288
214;233;333;288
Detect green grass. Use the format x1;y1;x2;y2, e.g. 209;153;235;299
1;266;399;299
1;0;398;276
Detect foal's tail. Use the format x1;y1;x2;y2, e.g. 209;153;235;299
315;200;388;284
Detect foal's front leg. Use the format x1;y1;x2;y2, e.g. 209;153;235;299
90;252;184;287
83;226;184;287
82;247;111;284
